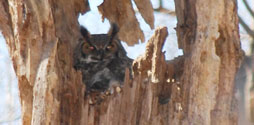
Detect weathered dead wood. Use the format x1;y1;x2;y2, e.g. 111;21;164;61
98;0;154;45
0;0;243;124
174;0;243;124
0;0;88;124
133;0;154;29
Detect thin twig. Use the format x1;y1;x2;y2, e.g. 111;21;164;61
238;15;254;38
154;0;175;15
0;116;21;124
242;0;254;18
154;7;176;15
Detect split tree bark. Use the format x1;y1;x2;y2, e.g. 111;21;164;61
0;0;242;125
0;0;89;124
174;0;243;124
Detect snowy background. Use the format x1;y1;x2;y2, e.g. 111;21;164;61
0;0;253;124
78;0;182;60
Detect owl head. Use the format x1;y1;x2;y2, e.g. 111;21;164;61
79;24;126;63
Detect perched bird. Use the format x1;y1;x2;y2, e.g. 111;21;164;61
74;24;132;92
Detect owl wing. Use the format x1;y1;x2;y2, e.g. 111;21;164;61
88;68;114;91
107;56;133;84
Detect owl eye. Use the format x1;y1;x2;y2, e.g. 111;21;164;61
83;42;95;51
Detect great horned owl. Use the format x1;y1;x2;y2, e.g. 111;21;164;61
74;24;132;92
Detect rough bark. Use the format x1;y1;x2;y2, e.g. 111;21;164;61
174;0;243;124
0;0;89;124
0;0;242;125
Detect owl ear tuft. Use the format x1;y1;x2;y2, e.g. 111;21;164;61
80;26;90;41
108;23;119;41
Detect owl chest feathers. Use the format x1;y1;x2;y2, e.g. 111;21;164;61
80;55;125;91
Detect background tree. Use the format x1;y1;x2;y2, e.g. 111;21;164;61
0;0;243;124
236;0;254;124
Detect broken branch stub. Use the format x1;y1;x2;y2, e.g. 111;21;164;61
133;27;168;83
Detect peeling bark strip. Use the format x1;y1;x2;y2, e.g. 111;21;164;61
98;0;154;45
133;0;154;29
174;0;243;124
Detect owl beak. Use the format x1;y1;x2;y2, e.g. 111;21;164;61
98;50;104;61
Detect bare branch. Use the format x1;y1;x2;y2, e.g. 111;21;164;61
0;116;21;124
153;0;176;15
242;0;254;18
154;7;176;15
238;15;254;38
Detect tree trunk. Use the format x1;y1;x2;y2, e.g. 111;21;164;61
0;0;89;124
174;0;243;124
0;0;242;125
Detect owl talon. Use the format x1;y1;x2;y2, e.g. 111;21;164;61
105;91;110;95
89;98;94;105
116;87;121;93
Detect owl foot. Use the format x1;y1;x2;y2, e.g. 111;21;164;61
87;86;122;105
